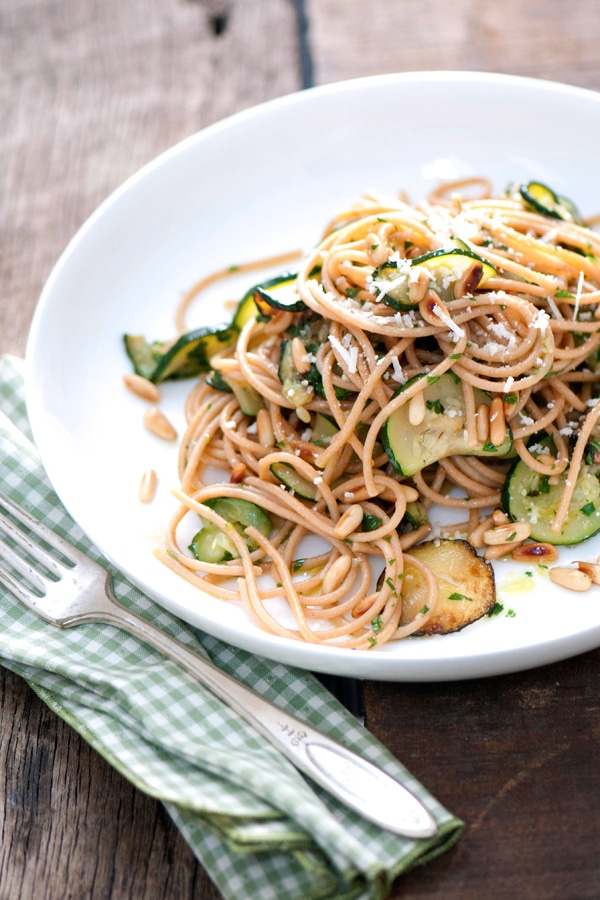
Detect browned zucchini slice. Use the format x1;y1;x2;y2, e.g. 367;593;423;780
401;539;496;635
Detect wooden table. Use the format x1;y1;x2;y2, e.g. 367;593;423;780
2;2;600;897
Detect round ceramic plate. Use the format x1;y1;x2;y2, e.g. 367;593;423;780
26;71;600;681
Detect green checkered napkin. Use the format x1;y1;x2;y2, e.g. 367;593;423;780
0;355;463;899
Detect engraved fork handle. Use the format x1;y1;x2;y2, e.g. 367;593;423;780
71;570;437;839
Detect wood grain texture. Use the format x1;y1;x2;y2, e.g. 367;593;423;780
308;0;600;90
0;1;299;897
370;649;600;899
0;0;300;358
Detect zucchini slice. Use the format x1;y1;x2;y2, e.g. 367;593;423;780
125;325;238;383
278;339;314;408
311;413;339;447
189;497;272;563
371;247;496;311
254;271;306;313
232;288;260;330
152;325;238;382
518;181;584;225
383;373;513;477
123;334;166;381
205;368;234;393
400;539;496;635
206;369;263;415
501;436;600;544
269;462;318;500
402;500;429;531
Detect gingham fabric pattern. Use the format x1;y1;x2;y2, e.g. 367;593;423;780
0;356;463;900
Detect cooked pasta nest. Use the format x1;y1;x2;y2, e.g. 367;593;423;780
150;177;600;650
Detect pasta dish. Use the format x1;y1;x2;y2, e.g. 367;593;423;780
124;178;600;650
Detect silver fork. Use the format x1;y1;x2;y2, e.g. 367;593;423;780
0;490;437;839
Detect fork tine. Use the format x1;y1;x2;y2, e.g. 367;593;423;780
0;557;47;610
0;534;48;594
0;504;65;581
0;491;80;567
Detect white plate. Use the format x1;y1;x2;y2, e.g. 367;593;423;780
26;71;600;681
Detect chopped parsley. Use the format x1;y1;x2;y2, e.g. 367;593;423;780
371;615;382;634
448;592;473;602
487;601;504;617
362;513;383;532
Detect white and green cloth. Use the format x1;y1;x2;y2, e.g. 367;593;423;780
0;355;463;899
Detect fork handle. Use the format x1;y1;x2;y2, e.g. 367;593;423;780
86;574;437;839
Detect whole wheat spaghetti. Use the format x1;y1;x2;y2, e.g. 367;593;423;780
151;179;600;649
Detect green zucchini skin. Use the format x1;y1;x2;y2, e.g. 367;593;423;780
277;320;354;409
152;325;238;382
254;271;306;312
123;334;167;381
189;497;272;563
501;436;600;545
124;269;303;385
382;373;513;477
124;325;238;383
517;181;584;225
269;462;318;501
278;339;314;409
370;246;496;311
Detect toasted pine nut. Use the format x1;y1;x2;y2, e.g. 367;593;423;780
352;596;375;618
419;290;450;327
484;543;517;561
483;521;532;546
333;503;364;539
143;406;178;441
408;391;426;426
453;261;484;299
124;373;160;403
291;337;311;374
492;509;510;526
475;403;490;443
322;555;353;594
489;397;507;447
511;542;558;564
468;514;495;548
408;267;430;304
574;560;600;584
230;462;247;484
296;406;311;424
399;485;419;503
549;566;592;592
256;408;275;447
138;468;157;503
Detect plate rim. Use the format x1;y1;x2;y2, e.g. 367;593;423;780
25;69;600;681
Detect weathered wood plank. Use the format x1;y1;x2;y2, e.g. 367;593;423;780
0;668;219;899
0;0;300;357
367;649;600;899
0;2;301;897
308;0;600;90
